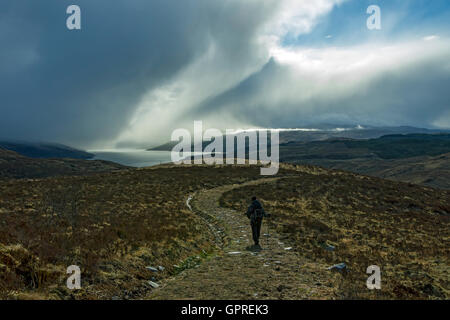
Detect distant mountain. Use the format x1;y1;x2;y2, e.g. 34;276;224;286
149;141;179;151
148;125;448;151
0;148;127;179
0;141;94;159
277;125;447;144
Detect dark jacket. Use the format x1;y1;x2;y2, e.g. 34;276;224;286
246;200;267;220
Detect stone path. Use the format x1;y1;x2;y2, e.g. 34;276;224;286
147;178;334;300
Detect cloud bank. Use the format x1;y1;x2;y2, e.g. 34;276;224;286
191;38;450;130
0;0;449;149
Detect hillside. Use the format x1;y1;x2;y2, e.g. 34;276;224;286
0;163;448;300
0;148;126;179
280;133;450;160
280;134;450;189
0;141;94;159
295;153;450;190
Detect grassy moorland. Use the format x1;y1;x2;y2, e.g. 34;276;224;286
0;165;267;299
220;168;450;299
1;160;449;300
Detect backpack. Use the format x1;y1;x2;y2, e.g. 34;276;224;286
254;208;264;219
247;200;264;220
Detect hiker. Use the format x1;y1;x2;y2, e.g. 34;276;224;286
246;196;270;247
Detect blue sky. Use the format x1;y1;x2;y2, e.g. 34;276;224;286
282;0;450;47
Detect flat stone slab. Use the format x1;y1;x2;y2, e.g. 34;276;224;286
146;266;158;272
327;263;347;272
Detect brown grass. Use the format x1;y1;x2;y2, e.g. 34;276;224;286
2;161;448;300
220;169;450;299
0;165;265;299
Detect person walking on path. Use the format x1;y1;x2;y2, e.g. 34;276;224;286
246;196;270;248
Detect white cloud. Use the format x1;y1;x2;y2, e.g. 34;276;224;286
267;0;346;38
270;39;449;75
191;37;450;130
424;35;440;41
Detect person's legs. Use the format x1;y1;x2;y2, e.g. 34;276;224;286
251;219;259;245
256;218;262;242
251;218;263;246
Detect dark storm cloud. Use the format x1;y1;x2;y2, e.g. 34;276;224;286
2;1;449;149
0;0;277;147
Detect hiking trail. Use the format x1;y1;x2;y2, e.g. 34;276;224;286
147;177;334;300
